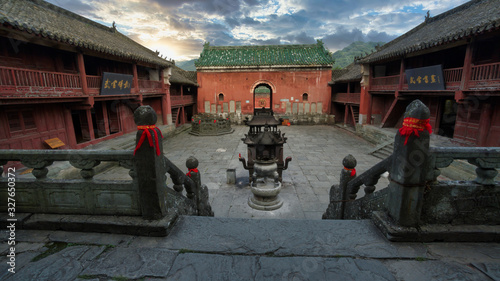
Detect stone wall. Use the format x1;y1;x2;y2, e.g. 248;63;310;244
422;181;500;225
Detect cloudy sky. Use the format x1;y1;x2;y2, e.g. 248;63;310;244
46;0;469;62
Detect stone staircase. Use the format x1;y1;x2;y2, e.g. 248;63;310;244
368;140;394;159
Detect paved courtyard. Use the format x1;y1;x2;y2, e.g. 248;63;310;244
93;124;390;220
4;125;500;281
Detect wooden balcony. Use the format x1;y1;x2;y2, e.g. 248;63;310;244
0;66;82;96
0;66;165;98
469;62;500;89
171;95;195;107
332;92;360;104
138;79;163;94
370;62;500;92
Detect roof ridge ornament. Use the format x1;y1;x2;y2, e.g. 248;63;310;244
425;10;430;23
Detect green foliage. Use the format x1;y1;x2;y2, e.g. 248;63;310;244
331;41;385;69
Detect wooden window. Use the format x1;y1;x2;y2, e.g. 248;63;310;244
7;110;37;134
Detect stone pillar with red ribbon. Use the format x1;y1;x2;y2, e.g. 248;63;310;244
133;105;168;219
322;154;357;219
387;99;432;227
185;156;214;216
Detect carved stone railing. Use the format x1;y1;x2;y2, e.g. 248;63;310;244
0;105;213;220
0;150;138;215
428;147;500;185
324;100;500;237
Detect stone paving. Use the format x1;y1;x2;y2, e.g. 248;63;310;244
161;125;390;220
3;124;499;280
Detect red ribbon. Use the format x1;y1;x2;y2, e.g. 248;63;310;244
133;125;163;156
344;167;356;177
186;168;199;177
398;117;432;145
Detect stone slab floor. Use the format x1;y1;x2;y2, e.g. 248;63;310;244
93;125;390;220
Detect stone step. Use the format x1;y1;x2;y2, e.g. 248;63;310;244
369;141;394;159
163;216;428;258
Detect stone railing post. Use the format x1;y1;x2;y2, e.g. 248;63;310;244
387;99;431;227
133;105;168;219
323;154;357;219
186;156;214;216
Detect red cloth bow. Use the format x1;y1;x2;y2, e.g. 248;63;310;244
398;117;432;145
344;167;356;177
133;125;163;156
186;168;199;177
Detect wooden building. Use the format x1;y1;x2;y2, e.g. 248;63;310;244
0;0;175;150
169;66;198;127
329;63;362;127
356;0;500;146
195;42;334;120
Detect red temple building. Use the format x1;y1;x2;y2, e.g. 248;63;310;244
0;0;178;150
195;42;334;122
355;0;500;146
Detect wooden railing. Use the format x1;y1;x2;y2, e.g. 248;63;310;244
171;95;195;107
332;92;361;104
370;63;500;92
0;66;81;89
371;75;400;91
86;75;102;88
138;79;163;93
471;62;500;81
443;67;463;82
0;66;170;97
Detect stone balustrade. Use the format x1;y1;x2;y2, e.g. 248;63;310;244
324;100;499;241
0;105;213;221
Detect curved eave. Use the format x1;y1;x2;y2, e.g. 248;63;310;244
0;21;174;68
358;19;500;64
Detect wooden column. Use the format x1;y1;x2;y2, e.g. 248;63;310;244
160;69;168;125
101;102;111;136
132;63;143;104
396;58;406;98
344;104;349;126
457;40;474;102
86;109;95;141
477;103;492;146
132;63;140;94
63;108;77;148
77;53;88;95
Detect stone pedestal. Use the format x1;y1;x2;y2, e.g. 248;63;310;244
248;161;283;211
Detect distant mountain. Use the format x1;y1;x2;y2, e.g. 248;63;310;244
176;59;197;71
331;41;385;69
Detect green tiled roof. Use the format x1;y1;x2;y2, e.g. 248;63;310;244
0;0;173;68
358;0;500;64
195;41;334;68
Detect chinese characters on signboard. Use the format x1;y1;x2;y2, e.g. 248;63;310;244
100;72;134;95
405;65;445;91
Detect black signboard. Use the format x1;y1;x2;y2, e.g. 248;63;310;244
100;72;133;95
405;65;445;91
